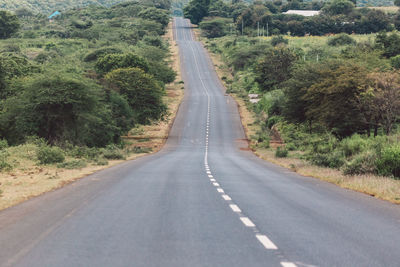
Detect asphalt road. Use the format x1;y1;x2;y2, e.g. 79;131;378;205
1;17;400;267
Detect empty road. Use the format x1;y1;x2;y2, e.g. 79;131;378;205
1;17;400;267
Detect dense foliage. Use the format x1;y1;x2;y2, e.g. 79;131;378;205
0;0;172;14
184;0;394;36
0;1;175;148
205;29;400;178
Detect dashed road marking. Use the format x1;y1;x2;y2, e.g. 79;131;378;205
240;217;255;227
213;182;220;187
256;234;278;250
217;188;224;193
280;262;297;267
208;175;213;178
229;204;241;213
210;178;216;182
222;194;231;201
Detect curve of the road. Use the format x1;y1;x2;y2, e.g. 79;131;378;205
0;17;400;267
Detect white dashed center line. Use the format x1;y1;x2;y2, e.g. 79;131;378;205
222;194;232;201
240;217;255;227
217;188;224;193
229;204;241;213
213;182;220;187
256;234;278;250
280;262;297;267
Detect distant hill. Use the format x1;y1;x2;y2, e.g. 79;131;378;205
0;0;130;15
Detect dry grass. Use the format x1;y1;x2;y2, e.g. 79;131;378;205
203;36;400;205
0;21;184;211
364;6;399;14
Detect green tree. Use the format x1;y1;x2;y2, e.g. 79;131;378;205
0;11;20;39
322;0;355;15
184;0;211;24
95;53;149;75
0;73;117;146
255;47;297;92
138;7;170;28
303;60;369;137
199;17;231;38
105;68;166;124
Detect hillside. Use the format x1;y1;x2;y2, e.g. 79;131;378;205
0;0;129;15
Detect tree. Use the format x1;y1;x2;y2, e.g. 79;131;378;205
322;0;355;15
363;72;400;135
255;47;297;92
138;7;170;28
199;17;231;38
375;32;400;58
0;11;20;39
105;68;166;124
96;53;149;75
0;73;118;146
303;60;369;137
184;0;211;24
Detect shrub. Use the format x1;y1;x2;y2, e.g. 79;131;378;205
0;150;11;171
0;139;8;150
308;150;345;168
131;146;152;153
37;146;65;164
266;116;281;129
67;146;100;160
390;55;400;69
94;157;108;166
327;34;356;46
102;145;125;160
275;147;288;158
271;36;288;46
376;145;400;178
343;150;377;175
339;134;368;157
57;160;87;169
83;47;123;62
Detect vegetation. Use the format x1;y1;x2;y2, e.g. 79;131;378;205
0;0;172;14
0;0;177;178
204;28;400;180
184;0;393;36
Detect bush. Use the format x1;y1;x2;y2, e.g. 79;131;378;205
94;157;108;166
327;34;356;46
339;134;368;157
102;145;125;160
37;146;65;164
266;116;281;129
390;55;400;69
271;36;288;46
308;150;345;168
67;146;100;160
57;160;87;169
83;47;123;62
376;145;400;178
275;147;288;158
343;150;377;175
0;150;11;171
0;139;8;150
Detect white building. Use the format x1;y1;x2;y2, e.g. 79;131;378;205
283;10;320;16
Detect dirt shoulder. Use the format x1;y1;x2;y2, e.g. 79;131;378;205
202;38;400;205
0;21;184;211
